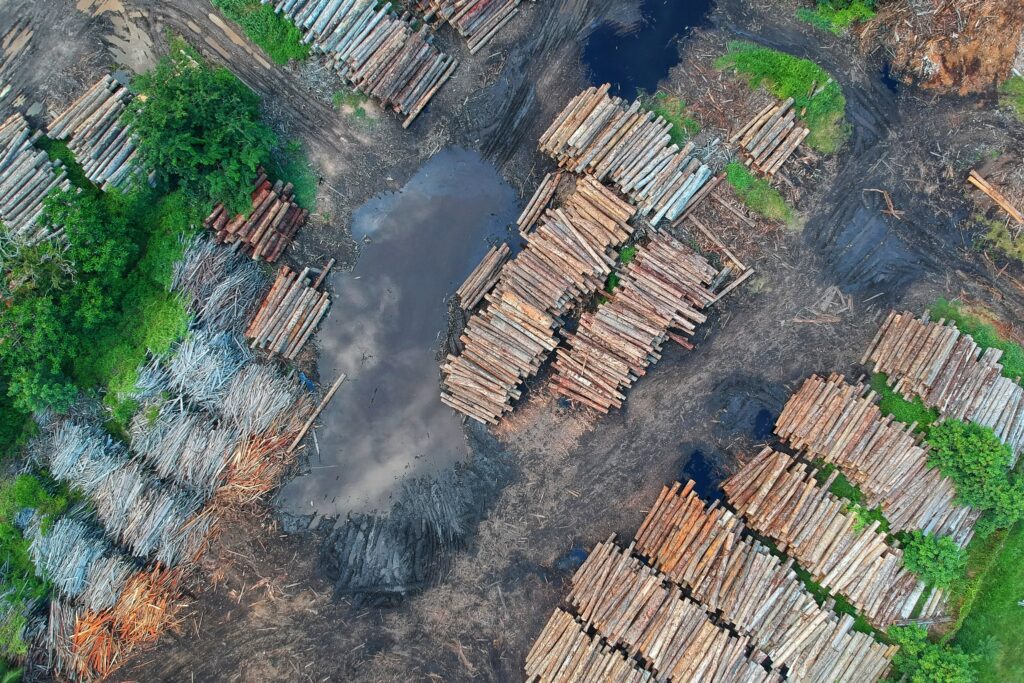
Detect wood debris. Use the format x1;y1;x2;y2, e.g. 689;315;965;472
729;97;810;177
862;310;1024;465
0;113;71;242
245;264;332;360
539;85;713;225
776;373;981;545
204;172;309;263
967;169;1024;224
265;0;458;127
456;242;510;310
415;0;521;54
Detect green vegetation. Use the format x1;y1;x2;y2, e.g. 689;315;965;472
716;42;850;153
813;462;890;532
975;213;1024;263
333;88;370;119
929;299;1024;382
210;0;310;64
888;625;977;683
642;92;700;146
33;137;92;191
902;531;968;590
724;161;796;226
604;245;637;293
124;38;277;214
268;140;318;211
796;0;876;35
870;372;939;434
1000;76;1024;122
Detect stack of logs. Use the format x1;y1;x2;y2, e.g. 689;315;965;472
245;264;332;360
415;0;521;54
550;232;719;412
524;610;653;683
539;84;713;225
264;0;457;127
862;311;1024;465
776;373;981;545
204;172;308;262
633;480;898;680
441;176;636;424
730;97;810;177
516;171;561;237
0;113;70;242
456;242;510;310
46;75;140;190
724;447;920;629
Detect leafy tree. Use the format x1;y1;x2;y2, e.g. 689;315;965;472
124;39;277;214
902;531;967;589
888;625;976;683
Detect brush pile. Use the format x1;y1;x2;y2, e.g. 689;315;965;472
264;0;458;127
0;113;71;242
863;311;1024;465
46;75;141;190
415;0;521;54
550;233;719;412
245;265;332;359
172;237;265;333
539;84;713;225
730;97;810;177
724;447;919;629
204;173;308;263
456;243;510;310
776;373;981;545
440;176;636;424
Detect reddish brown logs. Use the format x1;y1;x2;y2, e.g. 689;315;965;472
203;173;308;263
245;264;331;360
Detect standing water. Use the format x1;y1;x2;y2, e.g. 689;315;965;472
277;148;519;519
583;0;714;100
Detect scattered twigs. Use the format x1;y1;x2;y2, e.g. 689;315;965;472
288;372;347;454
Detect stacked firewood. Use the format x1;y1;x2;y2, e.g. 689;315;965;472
441;176;636;424
265;0;458;127
863;311;1024;465
724;447;920;629
46;75;141;190
524;610;651;682
550;233;719;412
776;373;981;545
516;171;561;237
539;84;713;225
204;173;308;262
633;480;898;681
730;97;810;176
416;0;521;54
0;113;71;241
456;242;510;310
245;264;332;360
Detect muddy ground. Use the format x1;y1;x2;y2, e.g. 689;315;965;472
3;0;1024;680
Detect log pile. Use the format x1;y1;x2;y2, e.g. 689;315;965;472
265;0;458;127
524;610;651;683
724;447;919;629
441;176;636;424
204;173;308;262
862;311;1024;465
633;480;897;681
730;98;810;177
539;85;713;225
456;243;510;310
245;264;332;359
776;373;981;545
46;75;140;190
416;0;521;54
967;169;1024;224
517;171;562;237
0;113;71;241
550;233;718;412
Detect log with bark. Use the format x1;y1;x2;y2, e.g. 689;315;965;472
731;97;810;177
0;113;72;242
414;0;522;54
245;263;331;360
204;172;308;263
456;243;511;310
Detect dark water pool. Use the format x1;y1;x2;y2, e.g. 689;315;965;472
583;0;714;100
677;448;723;500
277;148;520;519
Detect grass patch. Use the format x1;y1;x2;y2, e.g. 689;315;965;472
716;41;850;153
332;89;370;119
33;137;94;192
930;299;1024;382
870;372;939;434
796;0;876;35
268;140;317;211
210;0;309;64
604;245;637;293
975;213;1024;263
813;462;891;532
724;162;796;226
1000;76;1024;122
641;92;700;147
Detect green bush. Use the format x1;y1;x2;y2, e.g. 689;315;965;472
604;245;638;293
796;0;876;35
888;625;977;683
34;137;94;191
724;162;796;225
870;372;939;434
1000;76;1024;122
642;92;700;147
716;42;850;153
929;299;1024;382
211;0;310;64
268;141;317;211
902;531;968;589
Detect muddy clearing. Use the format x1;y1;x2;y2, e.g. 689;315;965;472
3;0;1023;680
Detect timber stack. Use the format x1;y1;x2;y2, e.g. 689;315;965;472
441;175;636;424
265;0;458;127
776;373;981;545
730;97;810;176
204;172;308;262
525;610;654;682
456;243;510;310
245;264;332;360
862;310;1024;465
46;74;141;190
723;447;920;629
517;171;561;237
633;480;897;680
415;0;521;54
0;113;70;242
539;85;713;225
550;232;719;412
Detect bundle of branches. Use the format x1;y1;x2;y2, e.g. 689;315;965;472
220;363;305;437
165;330;252;408
216;408;309;506
171;236;265;333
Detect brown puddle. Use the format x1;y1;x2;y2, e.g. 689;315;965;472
277;147;520;520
